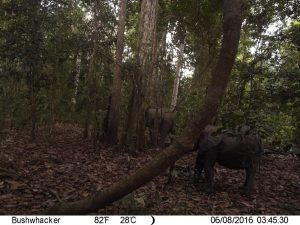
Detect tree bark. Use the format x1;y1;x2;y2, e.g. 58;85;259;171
125;0;158;151
43;0;243;215
170;42;184;111
83;41;97;139
28;0;42;140
106;0;127;144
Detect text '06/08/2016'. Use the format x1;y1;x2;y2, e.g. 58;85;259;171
0;215;298;225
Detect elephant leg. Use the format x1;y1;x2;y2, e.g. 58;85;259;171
244;160;256;195
149;127;159;148
204;164;214;193
239;167;250;191
149;128;155;146
166;163;175;184
203;149;217;193
159;123;169;147
244;168;250;187
194;153;204;184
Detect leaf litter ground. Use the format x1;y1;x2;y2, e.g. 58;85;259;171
0;124;299;215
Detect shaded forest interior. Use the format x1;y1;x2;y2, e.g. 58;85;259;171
0;0;299;215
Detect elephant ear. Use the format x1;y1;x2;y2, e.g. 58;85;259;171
203;125;218;135
197;134;222;154
240;125;251;136
207;135;222;148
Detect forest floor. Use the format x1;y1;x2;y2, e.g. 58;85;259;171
0;124;299;215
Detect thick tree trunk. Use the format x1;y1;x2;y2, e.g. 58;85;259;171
170;43;184;111
145;28;166;148
147;5;161;107
125;0;158;151
106;0;127;144
43;0;242;215
151;31;167;148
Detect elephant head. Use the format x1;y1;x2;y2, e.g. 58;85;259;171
193;126;222;183
194;127;263;195
145;108;175;147
193;125;222;153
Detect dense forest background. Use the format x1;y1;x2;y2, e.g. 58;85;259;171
0;0;299;148
0;0;299;215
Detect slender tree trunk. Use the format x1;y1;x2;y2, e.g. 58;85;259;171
29;70;37;140
43;0;243;215
75;54;81;92
83;42;97;139
237;79;247;107
49;69;55;136
170;42;184;111
49;45;59;136
28;0;42;140
71;52;81;107
106;0;127;145
295;113;300;149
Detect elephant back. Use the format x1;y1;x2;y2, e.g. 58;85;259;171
219;134;263;158
196;134;222;155
145;108;166;126
145;108;175;128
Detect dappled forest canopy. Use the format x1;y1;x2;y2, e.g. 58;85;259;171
0;0;299;215
0;0;299;148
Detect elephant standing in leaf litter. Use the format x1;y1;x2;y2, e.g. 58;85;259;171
194;126;263;195
145;108;176;147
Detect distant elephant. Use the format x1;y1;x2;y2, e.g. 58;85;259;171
194;127;263;195
145;108;176;147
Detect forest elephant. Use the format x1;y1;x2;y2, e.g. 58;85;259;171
194;127;263;195
145;108;176;147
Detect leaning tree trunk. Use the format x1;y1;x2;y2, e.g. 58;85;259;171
43;0;243;215
106;0;127;145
